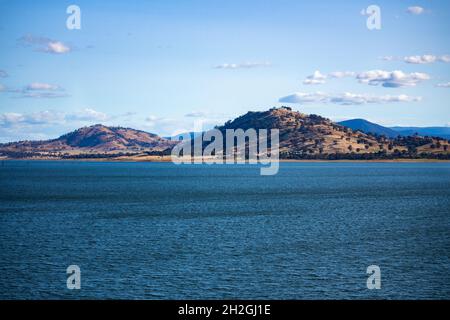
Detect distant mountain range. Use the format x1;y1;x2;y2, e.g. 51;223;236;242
390;127;450;140
338;119;450;140
338;119;400;138
0;107;449;160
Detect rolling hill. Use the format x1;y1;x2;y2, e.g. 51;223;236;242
0;124;175;158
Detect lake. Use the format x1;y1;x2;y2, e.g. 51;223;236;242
0;161;449;299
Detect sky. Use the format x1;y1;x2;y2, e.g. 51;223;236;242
0;0;450;142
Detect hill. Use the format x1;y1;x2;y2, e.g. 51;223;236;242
212;107;450;159
338;119;399;138
0;124;175;159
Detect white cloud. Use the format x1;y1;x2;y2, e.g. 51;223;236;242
145;115;161;122
381;56;396;61
305;70;429;88
0;112;26;126
13;82;69;99
28;111;65;124
328;71;356;78
46;41;71;54
0;109;112;127
382;54;450;64
404;55;437;64
406;6;425;15
0;70;8;78
2;82;69;98
279;92;422;105
439;55;450;63
303;71;327;85
18;34;72;54
214;62;271;69
65;108;109;122
26;82;60;91
143;116;188;136
279;92;329;104
0;111;65;127
356;70;430;87
0;84;5;92
436;82;450;88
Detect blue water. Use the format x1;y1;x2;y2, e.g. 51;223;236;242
0;161;449;299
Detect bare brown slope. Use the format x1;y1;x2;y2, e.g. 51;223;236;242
0;124;176;157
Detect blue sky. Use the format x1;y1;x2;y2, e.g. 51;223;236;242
0;0;450;142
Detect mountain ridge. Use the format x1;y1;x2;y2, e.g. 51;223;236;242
338;119;400;138
338;118;450;140
389;126;450;140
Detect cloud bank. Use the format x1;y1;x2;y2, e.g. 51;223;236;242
0;109;109;127
356;70;430;88
302;70;430;88
381;55;450;64
404;55;450;64
279;92;422;105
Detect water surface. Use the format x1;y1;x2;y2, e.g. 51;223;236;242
0;161;449;299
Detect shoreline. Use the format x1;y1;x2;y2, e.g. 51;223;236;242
2;157;450;163
279;159;450;163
